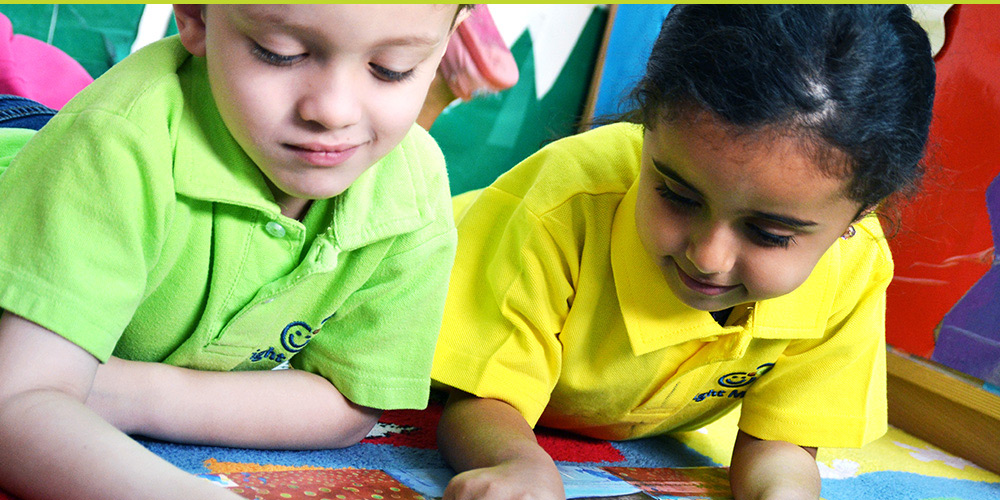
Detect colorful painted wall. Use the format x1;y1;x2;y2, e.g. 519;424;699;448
885;5;1000;370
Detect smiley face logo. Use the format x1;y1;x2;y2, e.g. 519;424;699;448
718;363;775;387
280;321;314;353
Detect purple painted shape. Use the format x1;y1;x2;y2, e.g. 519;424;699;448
932;173;1000;385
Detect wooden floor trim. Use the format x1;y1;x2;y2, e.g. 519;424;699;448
886;347;1000;474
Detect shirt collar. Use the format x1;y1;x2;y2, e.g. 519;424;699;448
611;181;827;357
171;55;434;250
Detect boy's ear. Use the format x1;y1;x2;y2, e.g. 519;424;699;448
452;7;473;32
449;6;475;34
174;4;207;57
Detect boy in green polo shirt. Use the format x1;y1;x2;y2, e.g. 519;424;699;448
0;5;466;499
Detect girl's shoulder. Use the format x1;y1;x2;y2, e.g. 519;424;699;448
489;123;644;215
831;214;895;290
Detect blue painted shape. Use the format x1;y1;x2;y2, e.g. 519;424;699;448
591;4;674;120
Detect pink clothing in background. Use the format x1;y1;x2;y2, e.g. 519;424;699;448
0;13;93;109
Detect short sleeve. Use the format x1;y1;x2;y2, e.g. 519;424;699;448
738;217;891;447
0;109;176;361
431;186;574;426
291;222;457;410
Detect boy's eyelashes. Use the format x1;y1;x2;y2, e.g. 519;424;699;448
369;64;416;83
249;42;416;83
654;184;795;249
251;43;303;66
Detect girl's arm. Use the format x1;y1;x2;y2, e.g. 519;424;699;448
438;390;565;500
86;356;381;449
0;312;243;500
729;429;821;500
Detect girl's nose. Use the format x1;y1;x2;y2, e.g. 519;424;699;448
297;74;363;130
685;224;737;275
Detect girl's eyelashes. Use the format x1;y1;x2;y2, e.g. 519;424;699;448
370;63;416;82
746;224;795;249
655;184;700;209
251;43;303;66
656;183;795;249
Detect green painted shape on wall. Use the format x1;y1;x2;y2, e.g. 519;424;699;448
430;7;608;196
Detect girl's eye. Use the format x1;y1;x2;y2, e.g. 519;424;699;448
251;43;303;66
746;224;795;249
370;63;415;82
655;184;700;210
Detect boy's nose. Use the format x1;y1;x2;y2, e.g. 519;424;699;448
685;224;737;275
297;75;363;130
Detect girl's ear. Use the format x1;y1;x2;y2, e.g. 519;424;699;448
855;205;877;222
174;4;207;57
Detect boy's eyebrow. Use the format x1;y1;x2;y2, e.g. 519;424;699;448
240;8;443;49
651;158;819;228
372;35;446;49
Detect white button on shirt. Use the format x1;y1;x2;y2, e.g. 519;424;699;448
265;221;286;238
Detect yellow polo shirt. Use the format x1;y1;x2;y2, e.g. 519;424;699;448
432;123;889;447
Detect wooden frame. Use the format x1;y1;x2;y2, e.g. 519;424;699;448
886;347;1000;474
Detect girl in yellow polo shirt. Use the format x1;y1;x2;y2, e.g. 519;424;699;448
431;5;936;500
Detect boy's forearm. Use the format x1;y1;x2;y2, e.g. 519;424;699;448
729;430;821;500
89;358;381;449
0;389;242;500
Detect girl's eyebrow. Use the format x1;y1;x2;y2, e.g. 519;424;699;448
651;158;818;229
749;211;818;229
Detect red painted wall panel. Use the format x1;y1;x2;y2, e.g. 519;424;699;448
886;4;1000;357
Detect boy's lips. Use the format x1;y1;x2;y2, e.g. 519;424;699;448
673;261;740;296
286;142;361;167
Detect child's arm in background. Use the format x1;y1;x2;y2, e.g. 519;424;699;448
729;429;820;500
0;312;244;500
437;390;565;500
85;356;381;449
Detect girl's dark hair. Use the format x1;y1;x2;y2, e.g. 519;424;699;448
629;5;936;209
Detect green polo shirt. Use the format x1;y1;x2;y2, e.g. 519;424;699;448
0;37;457;410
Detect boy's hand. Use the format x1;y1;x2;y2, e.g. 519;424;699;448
728;430;820;500
443;458;565;500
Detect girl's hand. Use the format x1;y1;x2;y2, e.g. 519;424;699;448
729;430;820;500
443;459;565;500
437;391;565;500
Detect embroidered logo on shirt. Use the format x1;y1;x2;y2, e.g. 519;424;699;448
693;363;775;402
249;312;336;364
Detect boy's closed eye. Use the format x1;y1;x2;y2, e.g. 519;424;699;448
251;42;304;66
369;64;416;83
250;42;418;83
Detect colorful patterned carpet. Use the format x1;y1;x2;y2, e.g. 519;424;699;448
123;397;999;500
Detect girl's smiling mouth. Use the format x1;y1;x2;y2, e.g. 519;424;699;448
673;260;740;296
